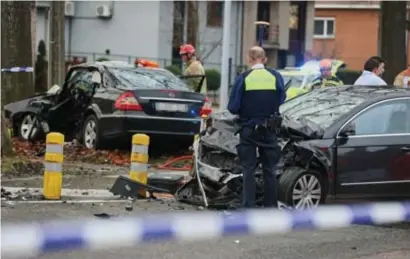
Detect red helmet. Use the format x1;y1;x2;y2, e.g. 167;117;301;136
179;44;196;55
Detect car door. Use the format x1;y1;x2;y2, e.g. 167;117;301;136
335;97;410;199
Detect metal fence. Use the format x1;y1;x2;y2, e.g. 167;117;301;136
65;51;246;73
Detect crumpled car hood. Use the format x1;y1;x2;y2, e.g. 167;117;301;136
201;111;239;154
201;111;323;154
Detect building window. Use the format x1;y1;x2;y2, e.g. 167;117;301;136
207;1;223;27
314;17;335;39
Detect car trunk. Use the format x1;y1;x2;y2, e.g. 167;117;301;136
133;89;205;118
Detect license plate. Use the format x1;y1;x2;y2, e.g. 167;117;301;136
155;102;188;112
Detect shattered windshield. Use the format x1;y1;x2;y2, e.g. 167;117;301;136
280;88;367;129
108;67;190;90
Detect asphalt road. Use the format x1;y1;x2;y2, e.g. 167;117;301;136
2;200;410;259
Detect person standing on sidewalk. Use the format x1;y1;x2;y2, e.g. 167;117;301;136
179;44;207;94
354;56;387;86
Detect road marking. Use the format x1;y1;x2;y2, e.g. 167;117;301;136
3;187;114;198
2;186;175;201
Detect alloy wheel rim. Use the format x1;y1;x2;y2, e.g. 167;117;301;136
20;115;37;140
84;120;97;149
292;174;322;210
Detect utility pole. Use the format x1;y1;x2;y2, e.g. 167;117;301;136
48;1;65;87
219;0;232;111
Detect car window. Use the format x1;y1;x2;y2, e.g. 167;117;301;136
71;70;94;93
343;98;410;136
108;67;191;91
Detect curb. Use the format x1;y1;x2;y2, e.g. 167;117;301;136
2;187;175;201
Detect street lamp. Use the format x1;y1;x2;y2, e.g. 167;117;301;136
254;21;270;47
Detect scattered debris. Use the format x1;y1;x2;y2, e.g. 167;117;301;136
94;213;117;219
1;187;41;201
11;138;131;166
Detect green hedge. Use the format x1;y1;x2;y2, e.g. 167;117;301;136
96;57;110;62
205;69;221;92
336;68;362;85
165;65;182;76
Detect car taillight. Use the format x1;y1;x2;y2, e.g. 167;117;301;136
114;92;142;111
200;97;212;116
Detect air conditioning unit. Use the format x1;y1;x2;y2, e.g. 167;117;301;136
96;4;112;18
64;1;75;17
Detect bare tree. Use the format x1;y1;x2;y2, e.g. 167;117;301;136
380;1;407;84
1;1;34;156
313;41;342;59
168;1;223;63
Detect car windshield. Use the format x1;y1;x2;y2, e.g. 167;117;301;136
280;88;367;129
281;73;318;89
108;67;190;90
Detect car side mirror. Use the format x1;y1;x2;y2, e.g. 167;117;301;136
339;124;355;138
91;71;102;85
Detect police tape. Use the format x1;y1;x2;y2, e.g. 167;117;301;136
1;67;33;72
2;202;410;257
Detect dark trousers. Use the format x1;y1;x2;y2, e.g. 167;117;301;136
236;126;280;208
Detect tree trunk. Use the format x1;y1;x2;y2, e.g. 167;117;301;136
31;1;37;85
1;112;13;157
49;1;65;87
186;1;199;49
1;1;34;157
380;1;407;84
1;1;34;104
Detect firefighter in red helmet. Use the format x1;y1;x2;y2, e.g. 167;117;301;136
179;44;207;94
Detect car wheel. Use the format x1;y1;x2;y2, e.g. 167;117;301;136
278;167;326;210
18;113;41;141
82;115;101;149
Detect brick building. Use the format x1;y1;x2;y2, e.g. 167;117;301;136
312;1;410;70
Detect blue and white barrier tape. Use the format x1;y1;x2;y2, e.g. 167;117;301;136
1;67;33;72
2;202;410;258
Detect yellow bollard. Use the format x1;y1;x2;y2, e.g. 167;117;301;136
129;134;150;198
43;132;64;200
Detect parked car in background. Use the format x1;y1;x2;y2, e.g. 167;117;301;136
279;67;319;100
4;61;211;149
176;85;410;209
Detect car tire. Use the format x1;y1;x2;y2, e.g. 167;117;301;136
278;167;326;210
82;114;103;149
18;113;42;141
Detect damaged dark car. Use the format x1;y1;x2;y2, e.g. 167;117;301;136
4;61;210;149
175;86;410;209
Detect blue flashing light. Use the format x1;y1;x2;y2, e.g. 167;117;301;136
190;108;198;117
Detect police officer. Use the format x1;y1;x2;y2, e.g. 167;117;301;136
310;59;343;89
228;46;286;209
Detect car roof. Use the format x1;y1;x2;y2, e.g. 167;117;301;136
314;85;410;99
71;61;168;73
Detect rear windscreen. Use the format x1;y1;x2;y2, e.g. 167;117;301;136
109;68;190;91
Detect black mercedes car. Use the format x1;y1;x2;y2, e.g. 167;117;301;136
4;61;211;149
177;85;410;209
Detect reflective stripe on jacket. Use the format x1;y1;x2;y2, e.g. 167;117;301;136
311;76;343;89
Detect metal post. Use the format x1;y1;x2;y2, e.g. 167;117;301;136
219;0;232;111
258;25;264;47
228;57;232;87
